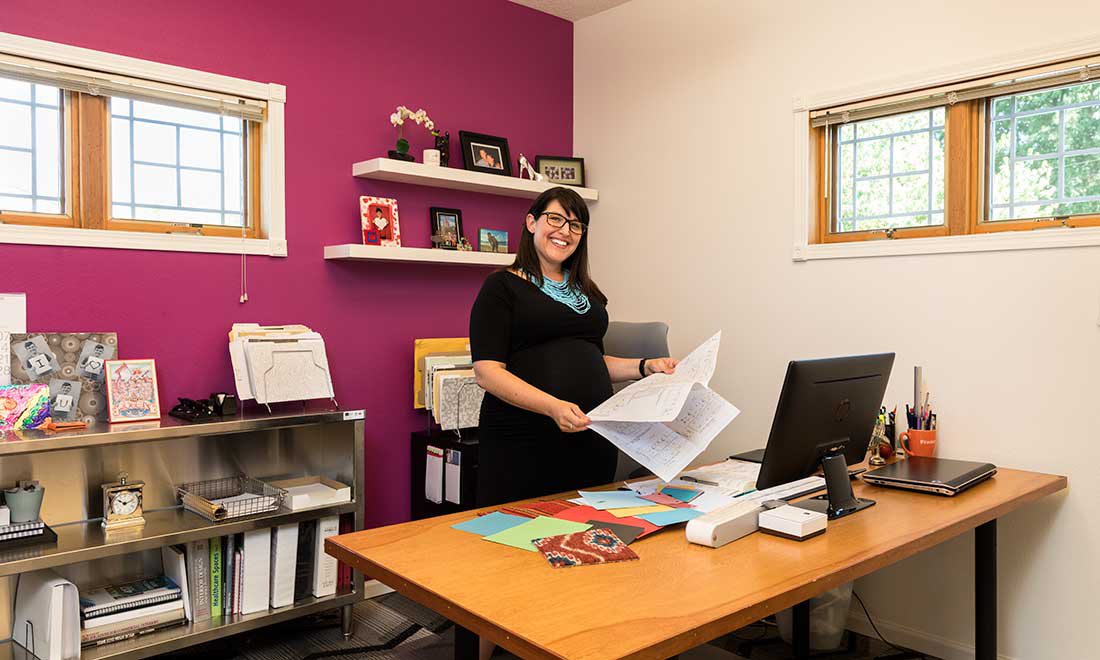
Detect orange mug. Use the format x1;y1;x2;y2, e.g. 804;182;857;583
900;429;937;457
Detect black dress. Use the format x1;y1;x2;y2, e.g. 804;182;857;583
469;270;618;506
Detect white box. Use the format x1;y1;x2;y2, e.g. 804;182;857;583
758;505;827;541
269;476;352;511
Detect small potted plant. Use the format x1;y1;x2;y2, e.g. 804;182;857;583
388;106;438;162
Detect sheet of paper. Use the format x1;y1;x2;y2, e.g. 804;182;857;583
445;448;462;504
585;520;644;544
588;332;741;482
482;517;590;552
680;459;761;492
452;512;528;536
0;294;26;333
425;445;444;504
636;509;704;526
608;504;671;518
577;490;653;511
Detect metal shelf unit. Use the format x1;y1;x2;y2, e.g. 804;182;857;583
0;408;366;660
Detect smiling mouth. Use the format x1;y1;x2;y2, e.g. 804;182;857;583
550;238;570;248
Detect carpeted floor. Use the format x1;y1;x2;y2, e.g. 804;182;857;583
159;593;936;660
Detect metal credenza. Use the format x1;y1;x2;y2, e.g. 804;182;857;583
0;407;365;660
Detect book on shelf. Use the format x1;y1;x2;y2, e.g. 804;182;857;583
160;545;193;621
313;515;339;597
79;576;181;620
270;523;299;608
241;527;271;614
336;513;353;592
82;612;187;648
186;538;211;622
293;520;317;603
210;536;224;618
224;534;236;617
80;599;184;643
233;544;243;616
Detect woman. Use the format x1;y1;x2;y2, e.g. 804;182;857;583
470;187;678;508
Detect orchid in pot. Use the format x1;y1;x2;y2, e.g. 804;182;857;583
388;106;438;162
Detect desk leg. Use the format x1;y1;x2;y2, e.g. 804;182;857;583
454;625;478;660
976;519;997;660
792;600;810;659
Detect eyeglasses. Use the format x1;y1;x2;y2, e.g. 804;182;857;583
540;212;586;235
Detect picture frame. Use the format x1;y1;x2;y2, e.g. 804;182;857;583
360;196;401;247
430;207;464;250
536;155;585;187
459;131;512;176
478;228;509;254
105;359;161;423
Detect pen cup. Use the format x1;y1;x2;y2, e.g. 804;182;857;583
899;429;937;458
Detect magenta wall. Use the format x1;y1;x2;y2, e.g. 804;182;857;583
2;0;573;527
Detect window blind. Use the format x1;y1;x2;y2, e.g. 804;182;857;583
0;52;266;122
810;55;1100;127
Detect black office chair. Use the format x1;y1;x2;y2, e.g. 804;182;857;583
602;321;670;481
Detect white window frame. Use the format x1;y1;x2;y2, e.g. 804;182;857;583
0;32;287;257
792;32;1100;262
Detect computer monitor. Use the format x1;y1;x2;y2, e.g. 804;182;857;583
756;352;895;519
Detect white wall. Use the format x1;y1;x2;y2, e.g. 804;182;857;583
575;1;1097;658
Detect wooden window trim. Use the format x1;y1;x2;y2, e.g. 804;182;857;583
3;90;262;240
812;91;1100;245
0;90;80;229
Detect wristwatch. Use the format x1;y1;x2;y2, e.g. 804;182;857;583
638;358;648;378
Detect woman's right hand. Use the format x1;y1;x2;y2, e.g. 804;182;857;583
546;399;591;433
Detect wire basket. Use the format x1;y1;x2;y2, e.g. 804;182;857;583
177;475;287;522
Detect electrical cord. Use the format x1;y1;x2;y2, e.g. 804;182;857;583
852;591;927;660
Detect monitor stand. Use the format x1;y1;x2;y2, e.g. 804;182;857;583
793;453;875;520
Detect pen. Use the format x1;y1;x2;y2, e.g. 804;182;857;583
681;476;718;487
734;488;758;498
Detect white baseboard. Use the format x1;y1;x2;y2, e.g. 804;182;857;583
362;579;395;600
847;610;1016;660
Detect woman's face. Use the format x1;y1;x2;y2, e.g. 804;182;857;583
526;200;580;270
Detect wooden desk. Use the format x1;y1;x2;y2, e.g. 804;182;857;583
328;468;1065;660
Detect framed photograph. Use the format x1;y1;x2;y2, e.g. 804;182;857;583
105;359;161;423
536;155;585;187
479;228;509;253
360;196;401;247
430;207;464;249
459;131;512;176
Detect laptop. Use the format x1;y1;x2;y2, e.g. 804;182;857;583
862;457;997;496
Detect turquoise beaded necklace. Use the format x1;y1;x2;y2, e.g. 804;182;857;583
527;269;591;314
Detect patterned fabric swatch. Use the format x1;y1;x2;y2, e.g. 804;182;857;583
533;528;639;568
481;500;579;520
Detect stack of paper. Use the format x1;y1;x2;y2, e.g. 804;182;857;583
228;324;334;407
588;332;741;482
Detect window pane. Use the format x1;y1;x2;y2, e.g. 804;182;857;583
111;97;248;226
0;150;32;195
987;79;1100;221
833;107;946;232
0;78;64;215
133;164;177;206
133;121;176;165
0;102;32;149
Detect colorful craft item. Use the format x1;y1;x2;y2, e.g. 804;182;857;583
452;512;529;536
482;516;590;552
659;486;701;503
533;528;639;568
0;384;51;430
552;505;662;539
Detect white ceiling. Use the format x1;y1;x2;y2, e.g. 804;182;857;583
509;0;633;21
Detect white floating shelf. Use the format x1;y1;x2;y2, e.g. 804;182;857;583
352;158;598;202
324;243;515;266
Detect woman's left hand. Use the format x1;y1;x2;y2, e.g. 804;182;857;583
645;357;678;376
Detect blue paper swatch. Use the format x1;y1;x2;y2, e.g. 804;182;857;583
451;512;530;536
636;508;704;526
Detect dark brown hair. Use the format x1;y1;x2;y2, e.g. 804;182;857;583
509;187;607;306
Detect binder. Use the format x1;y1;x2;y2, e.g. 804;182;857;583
13;569;80;660
269;524;299;608
240;528;271;614
160;545;193;621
